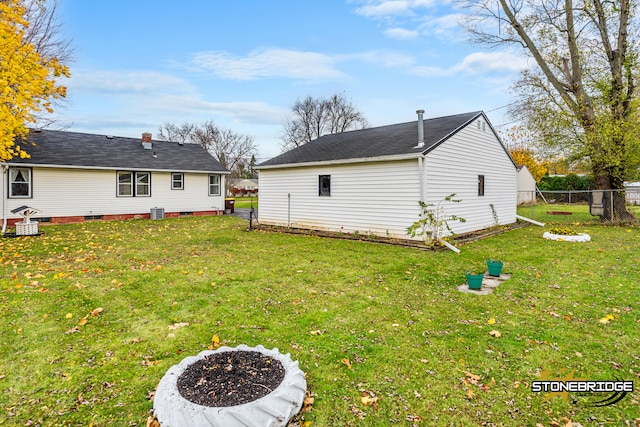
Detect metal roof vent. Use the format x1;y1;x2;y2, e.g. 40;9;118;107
414;109;425;148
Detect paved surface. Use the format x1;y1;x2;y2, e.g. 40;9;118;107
457;273;511;295
230;208;257;221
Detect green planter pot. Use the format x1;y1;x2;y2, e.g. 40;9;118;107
465;272;484;290
486;260;503;277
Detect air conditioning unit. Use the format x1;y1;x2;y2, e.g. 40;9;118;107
150;207;165;220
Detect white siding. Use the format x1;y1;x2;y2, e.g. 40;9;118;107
2;167;225;220
517;166;537;205
424;119;517;235
258;117;517;240
259;160;422;239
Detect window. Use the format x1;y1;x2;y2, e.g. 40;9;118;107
478;175;485;196
319;175;331;196
117;171;150;197
208;175;221;196
9;167;31;198
172;173;184;190
136;173;150;196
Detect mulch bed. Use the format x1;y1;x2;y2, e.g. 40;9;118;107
177;351;285;407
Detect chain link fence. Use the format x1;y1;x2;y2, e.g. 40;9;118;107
517;188;640;222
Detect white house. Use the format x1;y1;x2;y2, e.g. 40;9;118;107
256;111;517;240
625;181;640;205
2;130;229;228
517;165;537;205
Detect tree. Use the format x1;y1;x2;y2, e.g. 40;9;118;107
158;120;257;184
157;122;196;145
281;92;368;151
1;0;70;161
464;0;639;221
500;126;548;181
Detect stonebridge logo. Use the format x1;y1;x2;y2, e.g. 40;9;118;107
531;369;634;407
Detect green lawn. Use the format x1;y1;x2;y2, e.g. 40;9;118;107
232;196;258;209
1;212;638;426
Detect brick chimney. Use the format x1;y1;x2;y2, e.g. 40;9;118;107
142;132;153;149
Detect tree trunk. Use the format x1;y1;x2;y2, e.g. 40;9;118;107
593;168;635;222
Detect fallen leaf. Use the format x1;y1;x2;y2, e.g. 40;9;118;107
211;334;220;348
78;317;88;326
599;314;614;324
463;371;481;383
341;358;352;369
361;392;379;410
65;313;73;319
146;416;160;427
90;307;103;317
309;330;323;335
489;330;502;338
487;318;496;325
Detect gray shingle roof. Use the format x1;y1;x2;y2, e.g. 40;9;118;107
8;129;228;173
258;111;483;168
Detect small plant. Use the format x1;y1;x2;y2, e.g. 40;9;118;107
549;227;579;236
489;203;500;228
406;194;466;242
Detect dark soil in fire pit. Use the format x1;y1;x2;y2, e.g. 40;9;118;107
176;350;285;407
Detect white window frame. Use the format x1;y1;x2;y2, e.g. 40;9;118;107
9;167;32;198
117;171;150;197
136;172;150;196
208;174;221;196
171;173;184;190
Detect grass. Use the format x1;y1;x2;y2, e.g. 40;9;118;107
0;208;638;426
232;196;258;209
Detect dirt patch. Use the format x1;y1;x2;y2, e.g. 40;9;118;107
177;350;285;407
253;222;529;250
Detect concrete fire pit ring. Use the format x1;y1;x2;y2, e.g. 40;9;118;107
153;344;307;427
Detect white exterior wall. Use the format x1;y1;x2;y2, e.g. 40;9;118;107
2;167;225;221
517;166;537;205
259;160;421;239
423;118;517;235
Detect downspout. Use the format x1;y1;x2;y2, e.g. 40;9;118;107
418;156;426;202
2;164;7;234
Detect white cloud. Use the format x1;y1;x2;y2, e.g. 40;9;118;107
68;70;195;95
190;48;346;81
350;50;416;68
384;27;419;39
352;0;435;18
452;51;528;74
418;13;466;40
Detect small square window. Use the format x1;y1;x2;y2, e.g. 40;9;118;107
478;175;485;196
319;175;331;196
172;173;184;190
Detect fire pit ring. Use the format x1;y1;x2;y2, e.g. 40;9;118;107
153;344;306;427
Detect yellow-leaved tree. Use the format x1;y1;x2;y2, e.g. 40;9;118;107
508;147;547;182
0;0;70;161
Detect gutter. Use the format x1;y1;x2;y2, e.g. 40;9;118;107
3;162;230;174
256;152;423;170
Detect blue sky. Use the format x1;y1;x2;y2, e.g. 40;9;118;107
54;0;528;160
